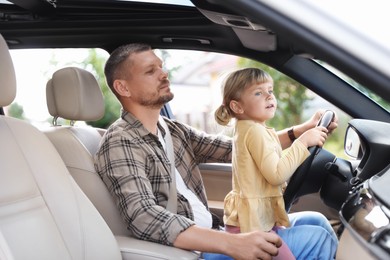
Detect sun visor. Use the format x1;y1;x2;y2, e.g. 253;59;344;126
197;8;276;51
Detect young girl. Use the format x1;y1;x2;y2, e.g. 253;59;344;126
214;68;338;259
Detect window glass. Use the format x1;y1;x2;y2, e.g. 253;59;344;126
8;48;112;128
8;48;349;158
157;49;350;158
301;0;390;52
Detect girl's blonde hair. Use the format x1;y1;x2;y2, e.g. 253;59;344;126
214;68;272;126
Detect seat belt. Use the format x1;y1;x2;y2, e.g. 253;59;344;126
158;116;178;214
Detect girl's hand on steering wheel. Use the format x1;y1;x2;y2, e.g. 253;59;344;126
298;126;328;148
307;109;338;134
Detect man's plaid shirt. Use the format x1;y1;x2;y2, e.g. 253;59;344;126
94;110;232;245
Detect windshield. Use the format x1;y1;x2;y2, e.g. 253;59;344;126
262;0;390;80
304;0;390;53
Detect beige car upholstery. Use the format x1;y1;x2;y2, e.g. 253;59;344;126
44;67;199;260
45;67;127;235
0;229;14;260
0;34;122;260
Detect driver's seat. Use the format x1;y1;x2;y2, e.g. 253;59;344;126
0;34;121;260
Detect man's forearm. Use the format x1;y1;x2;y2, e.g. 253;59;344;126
173;225;231;254
173;225;281;260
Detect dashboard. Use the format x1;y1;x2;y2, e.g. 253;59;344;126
335;119;390;259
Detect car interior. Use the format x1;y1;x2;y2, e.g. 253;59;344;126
43;65;199;259
1;0;390;259
0;34;123;260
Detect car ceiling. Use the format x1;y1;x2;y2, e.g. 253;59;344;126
0;0;364;78
0;0;323;89
0;0;308;89
0;0;295;58
1;0;390;120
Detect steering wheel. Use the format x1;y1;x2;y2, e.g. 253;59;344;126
283;110;335;212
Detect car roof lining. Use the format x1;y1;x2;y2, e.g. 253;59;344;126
0;0;281;54
2;0;390;120
6;0;55;14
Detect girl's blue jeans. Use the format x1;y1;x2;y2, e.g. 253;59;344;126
202;211;339;260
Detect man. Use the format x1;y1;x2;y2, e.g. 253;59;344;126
94;43;338;259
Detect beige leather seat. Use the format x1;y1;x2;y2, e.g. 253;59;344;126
44;67;127;235
0;34;122;260
44;67;199;260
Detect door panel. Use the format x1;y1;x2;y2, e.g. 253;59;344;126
199;163;232;219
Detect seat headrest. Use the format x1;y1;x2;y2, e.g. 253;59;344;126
46;67;104;122
0;34;17;107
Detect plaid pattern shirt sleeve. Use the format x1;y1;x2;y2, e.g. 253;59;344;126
94;110;232;245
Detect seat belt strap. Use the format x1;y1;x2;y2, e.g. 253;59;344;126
158;116;178;214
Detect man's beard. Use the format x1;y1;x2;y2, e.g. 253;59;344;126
139;92;174;109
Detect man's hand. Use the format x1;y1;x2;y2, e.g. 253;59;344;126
174;225;282;260
227;230;282;260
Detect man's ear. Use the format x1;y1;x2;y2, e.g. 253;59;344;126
230;100;243;114
113;79;131;97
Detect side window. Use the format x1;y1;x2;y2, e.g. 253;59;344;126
7;48;349;158
158;49;350;158
7;48;119;129
157;49;236;136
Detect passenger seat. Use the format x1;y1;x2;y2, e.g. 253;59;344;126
0;34;122;260
44;67;199;260
44;67;128;236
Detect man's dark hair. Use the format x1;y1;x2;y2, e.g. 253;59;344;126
104;43;151;94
